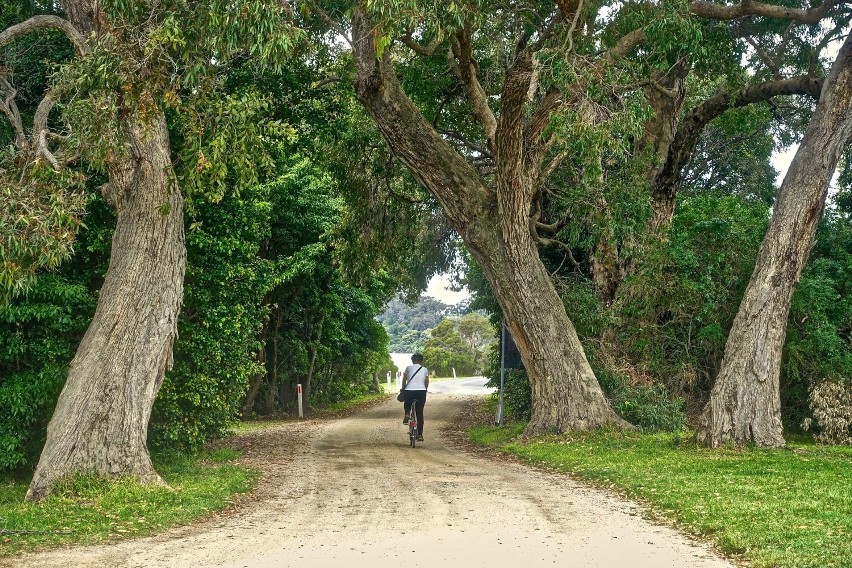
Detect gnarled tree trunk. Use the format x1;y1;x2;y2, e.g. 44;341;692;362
27;116;185;499
351;9;625;435
697;31;852;447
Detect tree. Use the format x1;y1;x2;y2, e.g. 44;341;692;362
0;0;297;499
457;312;495;369
342;0;665;434
694;0;852;447
423;319;478;377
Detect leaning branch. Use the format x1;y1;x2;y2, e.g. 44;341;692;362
691;0;843;23
651;75;824;224
449;24;497;147
399;31;440;56
603;28;646;61
0;15;89;55
0;76;26;148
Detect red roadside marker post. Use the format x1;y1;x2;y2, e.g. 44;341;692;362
297;384;304;418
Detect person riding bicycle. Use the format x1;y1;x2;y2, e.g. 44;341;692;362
401;353;429;442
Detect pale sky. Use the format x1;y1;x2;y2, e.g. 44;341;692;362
426;273;469;305
771;145;797;184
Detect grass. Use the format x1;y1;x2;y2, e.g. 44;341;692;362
469;424;852;568
234;390;389;433
0;447;258;557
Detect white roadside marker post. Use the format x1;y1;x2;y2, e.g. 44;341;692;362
297;383;304;418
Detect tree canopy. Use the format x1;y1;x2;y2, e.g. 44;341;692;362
1;0;851;498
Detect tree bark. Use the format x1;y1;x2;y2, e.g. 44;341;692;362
697;31;852;447
304;313;324;409
27;115;185;499
351;9;625;435
266;328;279;415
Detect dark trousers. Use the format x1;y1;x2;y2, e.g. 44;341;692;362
403;390;427;436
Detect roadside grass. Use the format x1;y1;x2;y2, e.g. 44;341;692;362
0;448;257;557
469;424;852;568
234;390;389;434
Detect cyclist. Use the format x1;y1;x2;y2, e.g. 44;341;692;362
401;353;429;442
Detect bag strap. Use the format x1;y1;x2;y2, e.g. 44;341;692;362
403;366;423;391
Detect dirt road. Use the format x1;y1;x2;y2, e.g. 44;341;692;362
6;395;733;568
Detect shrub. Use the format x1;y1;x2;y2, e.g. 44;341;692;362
596;365;687;432
150;187;275;450
802;380;852;445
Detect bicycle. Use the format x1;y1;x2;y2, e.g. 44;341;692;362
408;411;418;448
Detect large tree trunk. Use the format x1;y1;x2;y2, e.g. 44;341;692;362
697;32;852;448
27;116;185;500
486;227;622;433
351;9;625;435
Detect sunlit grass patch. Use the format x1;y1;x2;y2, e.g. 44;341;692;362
469;425;852;568
0;448;257;556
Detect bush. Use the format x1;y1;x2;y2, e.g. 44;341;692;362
0;194;107;472
150;187;276;450
802;379;852;445
596;367;687;432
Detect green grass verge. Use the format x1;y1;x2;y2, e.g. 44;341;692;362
469;425;852;568
0;448;258;557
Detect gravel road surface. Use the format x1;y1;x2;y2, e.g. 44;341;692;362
4;394;733;568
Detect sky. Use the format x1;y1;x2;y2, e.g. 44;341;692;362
425;273;469;305
771;146;797;183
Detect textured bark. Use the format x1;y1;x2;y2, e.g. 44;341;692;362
352;9;625;435
640;65;688;239
25;1;187;500
27;116;185;500
691;0;842;24
697;31;852;448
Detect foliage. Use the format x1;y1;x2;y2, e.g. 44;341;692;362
470;426;852;568
0;194;111;472
0;0;301;298
422;318;477;377
244;156;394;413
613;195;770;399
0;448;257;555
456;312;495;369
802;380;852;445
594;364;687;433
783;200;852;427
150;184;277;451
377;296;468;352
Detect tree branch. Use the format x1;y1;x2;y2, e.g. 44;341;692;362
37;129;61;171
651;75;824;227
527;88;563;148
351;7;493;238
0;76;27;149
0;15;89;55
449;24;497;148
440;129;492;157
32;89;58;139
691;0;843;24
399;31;440;56
604;29;646;61
745;36;782;79
311;75;341;89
